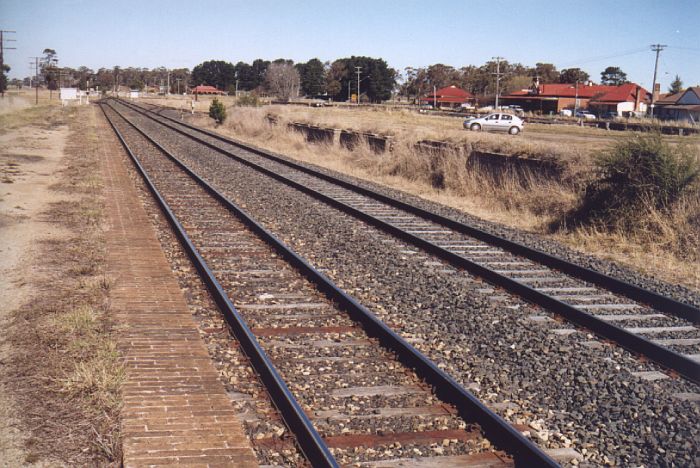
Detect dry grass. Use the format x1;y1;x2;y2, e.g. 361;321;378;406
191;104;700;290
4;105;123;465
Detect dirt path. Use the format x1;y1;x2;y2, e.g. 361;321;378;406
0;117;71;466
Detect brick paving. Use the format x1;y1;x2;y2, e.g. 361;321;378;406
97;107;258;467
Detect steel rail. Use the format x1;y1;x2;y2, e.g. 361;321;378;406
100;103;339;467
112;98;700;385
104;100;559;467
121;98;700;327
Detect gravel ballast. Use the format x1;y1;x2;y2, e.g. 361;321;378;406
119;102;699;466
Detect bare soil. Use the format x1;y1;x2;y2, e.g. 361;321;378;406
0;102;121;466
0;111;71;467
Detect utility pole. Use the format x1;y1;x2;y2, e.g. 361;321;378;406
355;66;361;104
29;56;39;104
167;70;170;95
1;30;17;97
176;77;181;95
649;43;666;119
492;56;504;109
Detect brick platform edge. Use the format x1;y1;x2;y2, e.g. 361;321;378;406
96;106;259;467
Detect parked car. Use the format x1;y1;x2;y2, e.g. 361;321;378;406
463;113;524;135
503;105;525;116
602;111;619;120
575;110;596;120
560;109;573;117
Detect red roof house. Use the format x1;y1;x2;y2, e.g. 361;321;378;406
588;83;649;115
654;87;700;122
420;86;475;108
191;85;226;95
502;82;648;115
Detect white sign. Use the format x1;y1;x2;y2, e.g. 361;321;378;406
59;88;78;100
130;90;139;99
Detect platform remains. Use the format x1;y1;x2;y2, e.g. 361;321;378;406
97;107;258;467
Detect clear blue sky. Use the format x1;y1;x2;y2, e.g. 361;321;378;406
3;0;699;90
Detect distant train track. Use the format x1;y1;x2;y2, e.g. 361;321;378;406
101;100;558;466
112;97;700;386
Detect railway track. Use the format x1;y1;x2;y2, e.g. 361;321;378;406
100;102;559;466
112;97;700;386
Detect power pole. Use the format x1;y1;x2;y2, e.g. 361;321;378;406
167;70;170;95
649;43;666;119
1;30;17;97
176;77;181;95
29;56;39;104
492;56;504;109
355;66;361;104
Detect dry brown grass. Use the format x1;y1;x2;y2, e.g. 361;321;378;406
191;104;700;290
4;105;123;465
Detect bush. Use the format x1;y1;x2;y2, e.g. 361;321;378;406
208;98;226;124
563;132;699;231
236;94;260;107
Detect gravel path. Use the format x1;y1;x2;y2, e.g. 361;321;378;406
120;102;700;466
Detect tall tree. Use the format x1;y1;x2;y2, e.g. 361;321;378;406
265;62;300;101
668;75;683;94
191;60;236;91
600;66;628;86
559;68;590;84
297;58;325;96
327;56;395;102
41;48;59;90
533;63;558;83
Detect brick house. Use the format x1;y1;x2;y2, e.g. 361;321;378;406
501;82;648;115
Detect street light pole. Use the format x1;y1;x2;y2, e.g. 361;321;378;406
355;66;361;104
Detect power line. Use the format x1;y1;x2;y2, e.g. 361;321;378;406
558;47;648;68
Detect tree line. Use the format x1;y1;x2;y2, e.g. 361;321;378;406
4;48;692;100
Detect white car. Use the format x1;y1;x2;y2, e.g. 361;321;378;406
463;113;524;135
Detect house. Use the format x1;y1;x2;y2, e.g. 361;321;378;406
653;87;700;123
501;82;648;115
419;86;475;109
587;83;648;116
191;85;226;95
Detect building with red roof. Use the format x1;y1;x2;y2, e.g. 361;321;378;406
419;85;475;109
501;82;648;115
653;87;700;123
588;83;649;116
191;85;226;95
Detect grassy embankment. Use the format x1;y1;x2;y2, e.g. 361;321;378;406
1;103;123;465
143;96;699;290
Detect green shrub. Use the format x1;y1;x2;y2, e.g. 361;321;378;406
236;94;260;107
208;98;226;124
563;132;699;230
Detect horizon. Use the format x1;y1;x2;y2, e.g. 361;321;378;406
3;0;700;90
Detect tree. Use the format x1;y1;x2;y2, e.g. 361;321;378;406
209;98;226;124
0;64;9;94
600;66;628;86
191;60;236;91
265;62;300;101
668;75;683;94
297;58;325;96
533;63;559;83
559;68;590;84
327;56;395;102
41;48;59;90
